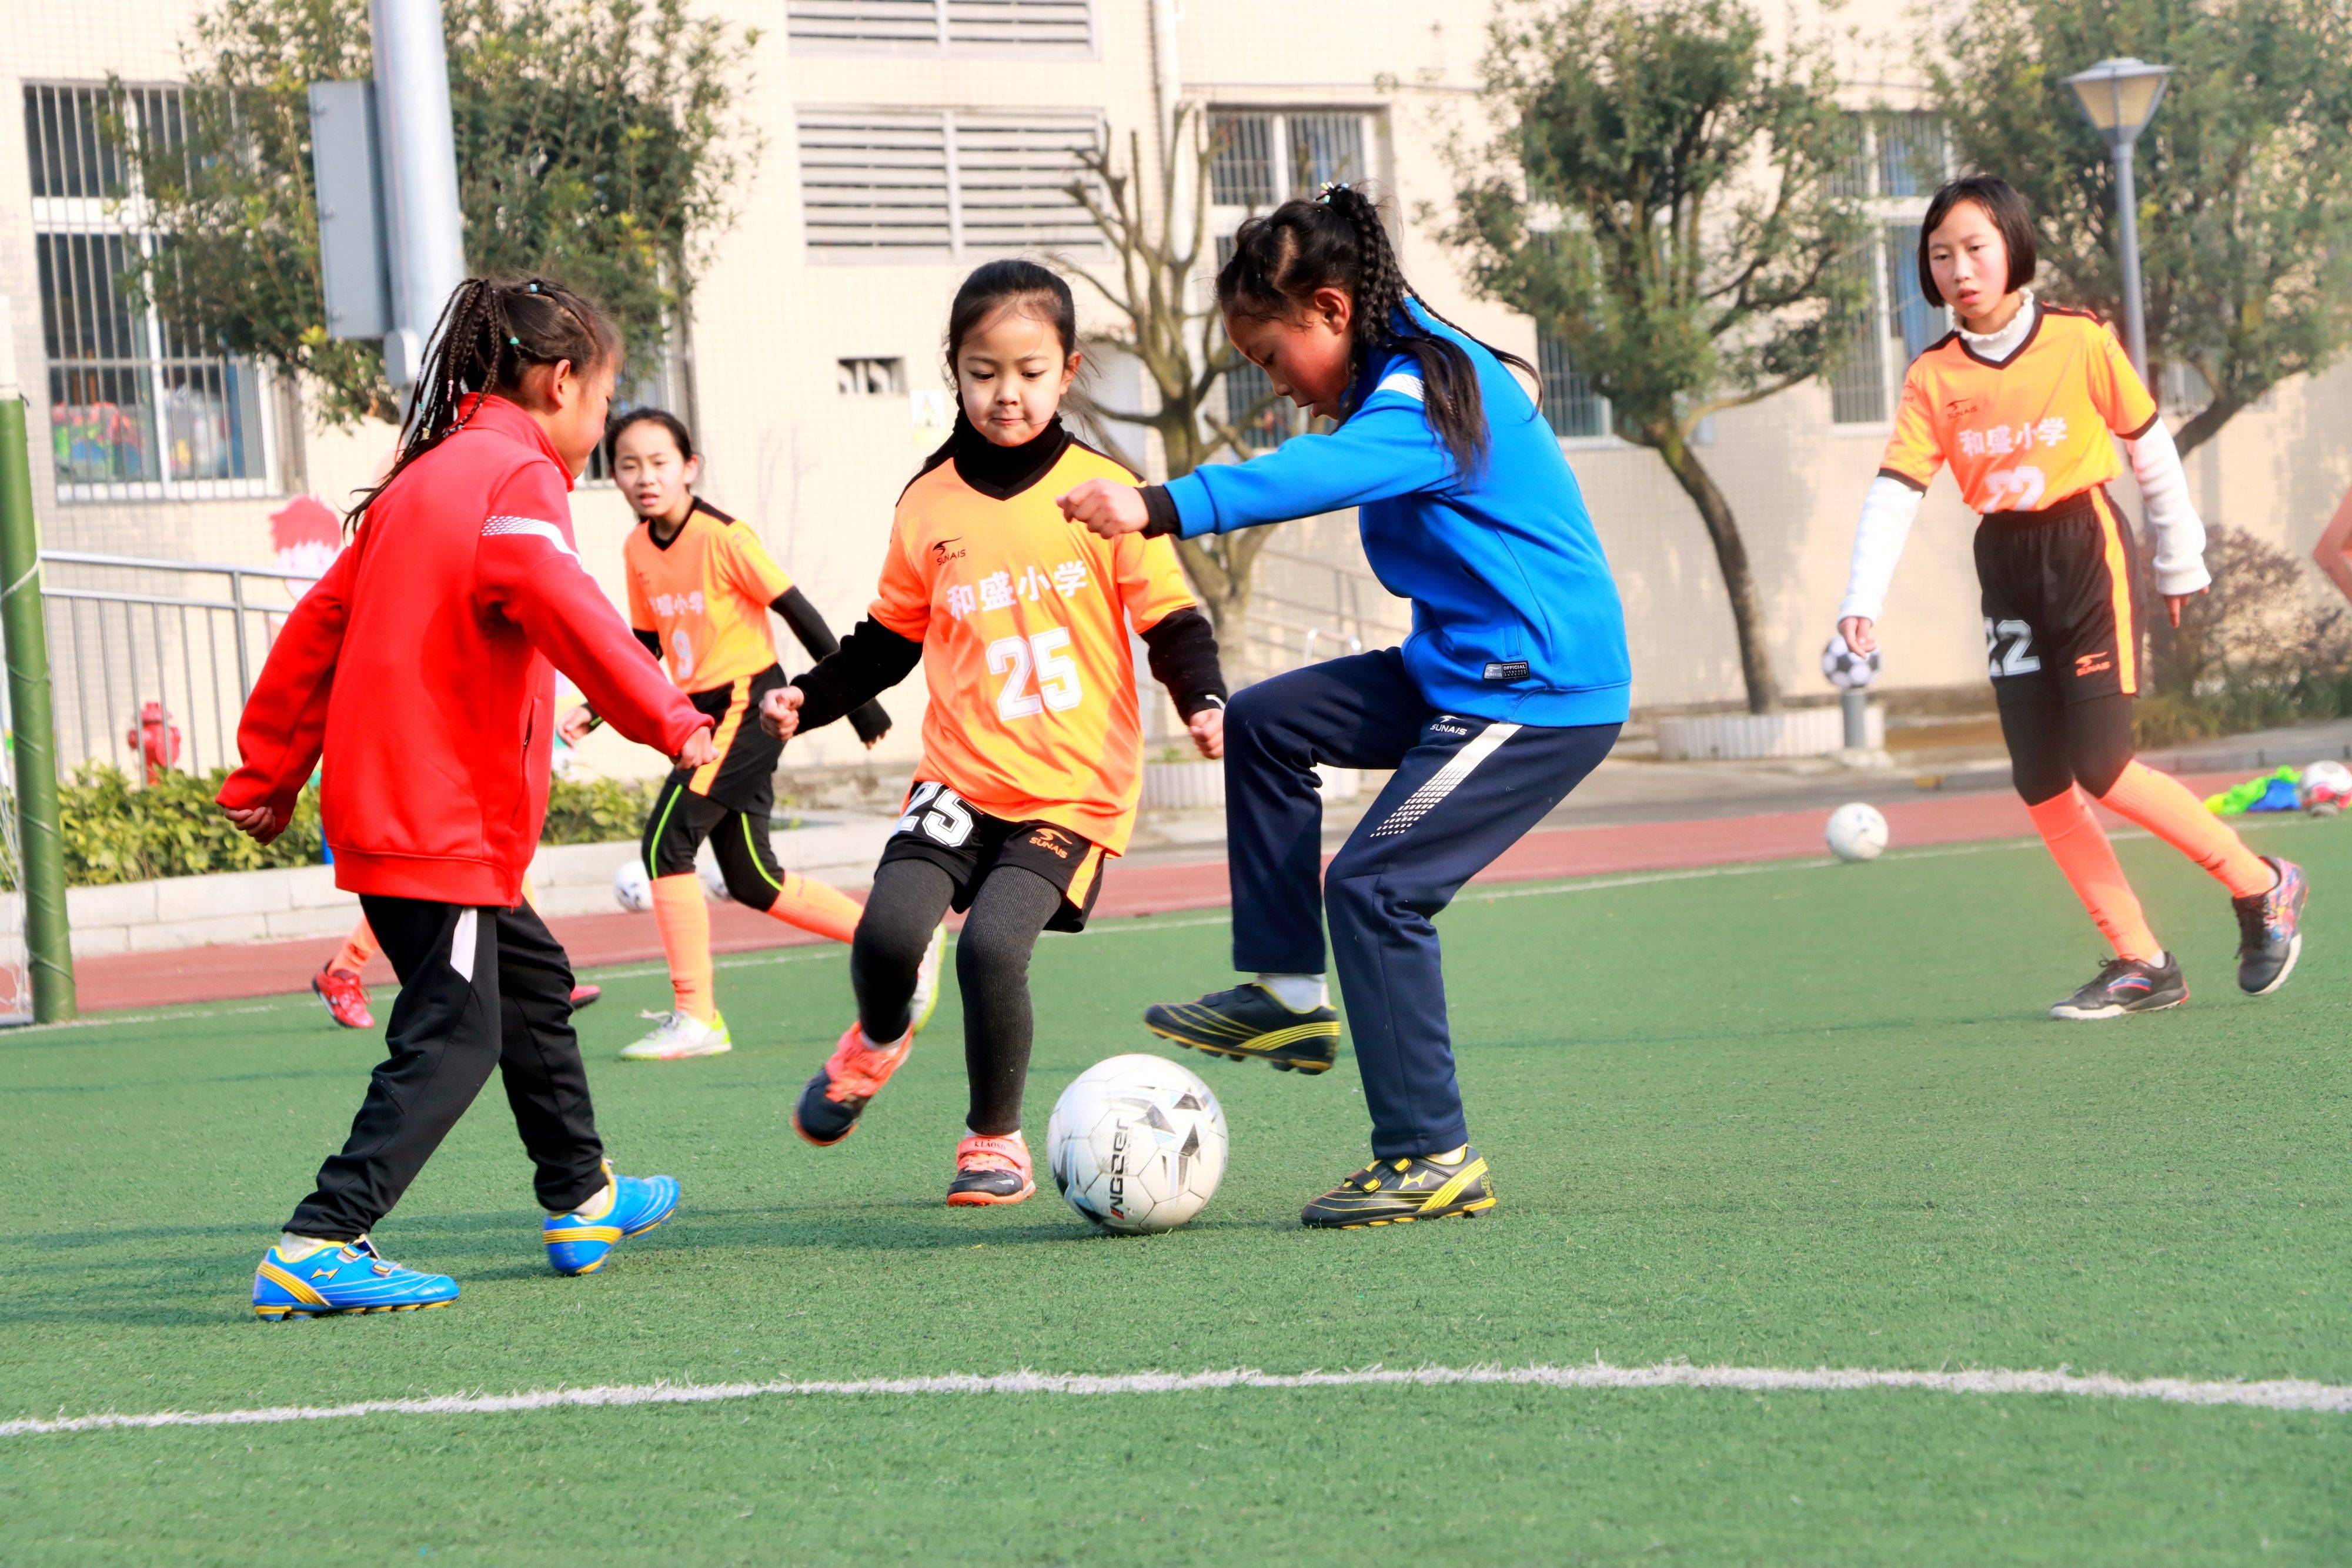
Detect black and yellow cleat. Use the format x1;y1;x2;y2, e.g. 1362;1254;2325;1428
1300;1146;1495;1229
1143;984;1340;1073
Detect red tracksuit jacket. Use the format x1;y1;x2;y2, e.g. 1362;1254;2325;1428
218;394;709;906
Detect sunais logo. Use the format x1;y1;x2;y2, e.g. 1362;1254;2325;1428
931;537;967;564
1945;396;1980;419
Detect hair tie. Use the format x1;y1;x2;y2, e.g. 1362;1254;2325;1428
508;336;520;346
526;281;540;293
1317;181;1348;202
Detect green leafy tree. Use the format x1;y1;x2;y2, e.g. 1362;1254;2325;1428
1930;0;2352;456
115;0;759;427
1063;106;1284;655
1442;0;1867;713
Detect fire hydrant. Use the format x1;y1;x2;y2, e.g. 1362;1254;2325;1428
126;700;182;784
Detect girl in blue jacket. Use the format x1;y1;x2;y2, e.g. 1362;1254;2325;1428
1060;184;1630;1229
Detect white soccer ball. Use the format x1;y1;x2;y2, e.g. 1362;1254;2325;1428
1822;631;1882;691
699;859;734;903
2299;759;2352;817
1826;802;1889;862
1047;1053;1228;1235
612;858;654;912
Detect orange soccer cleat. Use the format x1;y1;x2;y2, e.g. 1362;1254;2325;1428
791;1022;913;1146
947;1131;1034;1206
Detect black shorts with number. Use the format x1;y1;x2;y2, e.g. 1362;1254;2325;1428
1975;486;2143;708
878;781;1108;934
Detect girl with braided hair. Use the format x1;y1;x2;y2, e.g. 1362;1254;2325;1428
1060;185;1631;1229
220;276;714;1315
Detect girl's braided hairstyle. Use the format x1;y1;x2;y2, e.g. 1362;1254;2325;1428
1216;185;1535;475
346;275;621;527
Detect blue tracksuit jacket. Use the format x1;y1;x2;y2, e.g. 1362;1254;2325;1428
1160;304;1631;728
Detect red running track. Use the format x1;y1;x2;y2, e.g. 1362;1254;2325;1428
71;776;2242;1014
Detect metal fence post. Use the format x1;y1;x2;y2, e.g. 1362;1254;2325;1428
0;298;76;1021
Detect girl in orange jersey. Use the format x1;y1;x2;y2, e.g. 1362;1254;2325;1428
1837;175;2306;1019
761;259;1228;1205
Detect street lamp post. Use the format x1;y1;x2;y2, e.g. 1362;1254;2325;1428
2062;56;2173;382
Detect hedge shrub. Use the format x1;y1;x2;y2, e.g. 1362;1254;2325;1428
39;767;666;888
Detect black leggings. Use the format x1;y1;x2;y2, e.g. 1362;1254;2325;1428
2000;690;2137;805
642;779;788;911
850;858;1062;1136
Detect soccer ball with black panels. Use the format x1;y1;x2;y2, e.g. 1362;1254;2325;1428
1046;1054;1228;1235
1822;633;1882;691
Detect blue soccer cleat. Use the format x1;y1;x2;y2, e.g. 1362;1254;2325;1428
252;1236;459;1319
543;1166;680;1276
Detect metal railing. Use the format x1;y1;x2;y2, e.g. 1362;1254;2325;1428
37;550;312;780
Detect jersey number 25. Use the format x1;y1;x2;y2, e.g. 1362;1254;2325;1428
988;628;1084;720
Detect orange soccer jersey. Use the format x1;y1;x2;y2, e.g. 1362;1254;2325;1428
624;499;794;695
871;442;1196;856
1877;306;2160;515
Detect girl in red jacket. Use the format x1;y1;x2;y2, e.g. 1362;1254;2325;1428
220;277;714;1317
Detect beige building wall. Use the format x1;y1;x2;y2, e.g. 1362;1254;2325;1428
5;0;2346;783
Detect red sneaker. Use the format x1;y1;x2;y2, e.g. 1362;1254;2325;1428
312;965;373;1030
569;984;603;1009
947;1131;1035;1206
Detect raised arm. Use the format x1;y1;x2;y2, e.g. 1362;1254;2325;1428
475;464;711;760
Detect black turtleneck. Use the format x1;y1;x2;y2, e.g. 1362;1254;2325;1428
793;412;1229;734
944;412;1072;500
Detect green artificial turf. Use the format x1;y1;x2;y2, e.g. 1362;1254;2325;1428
1;820;2347;1565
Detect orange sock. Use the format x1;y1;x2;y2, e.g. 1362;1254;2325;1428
650;872;716;1023
2027;788;2161;961
760;871;864;945
329;920;377;976
2095;761;2276;900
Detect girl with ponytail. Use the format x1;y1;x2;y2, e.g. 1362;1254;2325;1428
1059;185;1632;1231
220;276;715;1316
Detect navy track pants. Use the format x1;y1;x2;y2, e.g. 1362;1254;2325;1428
1224;650;1618;1158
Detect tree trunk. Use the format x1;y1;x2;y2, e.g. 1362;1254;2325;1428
2170;387;2252;460
1648;424;1780;713
1174;534;1261;678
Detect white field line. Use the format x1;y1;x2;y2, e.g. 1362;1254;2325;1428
7;1359;2349;1438
18;812;2323;1034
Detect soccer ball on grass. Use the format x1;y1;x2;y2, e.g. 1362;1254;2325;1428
1826;802;1889;862
1046;1054;1228;1235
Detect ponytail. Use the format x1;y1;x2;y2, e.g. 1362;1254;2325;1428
1215;184;1533;475
347;275;621;528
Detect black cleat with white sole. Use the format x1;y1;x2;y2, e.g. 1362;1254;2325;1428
1144;984;1339;1073
2050;953;2187;1021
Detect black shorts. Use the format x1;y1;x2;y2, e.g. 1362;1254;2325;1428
876;781;1108;934
670;664;786;815
1975;487;2143;708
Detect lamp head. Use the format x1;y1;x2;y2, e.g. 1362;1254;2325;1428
2062;56;2172;147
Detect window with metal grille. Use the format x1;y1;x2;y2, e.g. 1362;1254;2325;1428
799;109;1101;258
1536;331;1611;441
25;82;281;502
1825;116;1953;425
838;356;906;394
1205;110;1379;449
787;0;1093;54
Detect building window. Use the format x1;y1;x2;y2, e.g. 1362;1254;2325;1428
837;356;906;394
787;1;1094;55
798;109;1104;259
1826;113;1952;424
1536;330;1611;441
25;83;283;502
1207;109;1379;450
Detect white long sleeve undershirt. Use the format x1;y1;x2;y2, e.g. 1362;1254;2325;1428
1837;291;2211;623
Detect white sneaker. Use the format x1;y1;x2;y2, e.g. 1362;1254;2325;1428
909;924;948;1035
619;1010;733;1061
